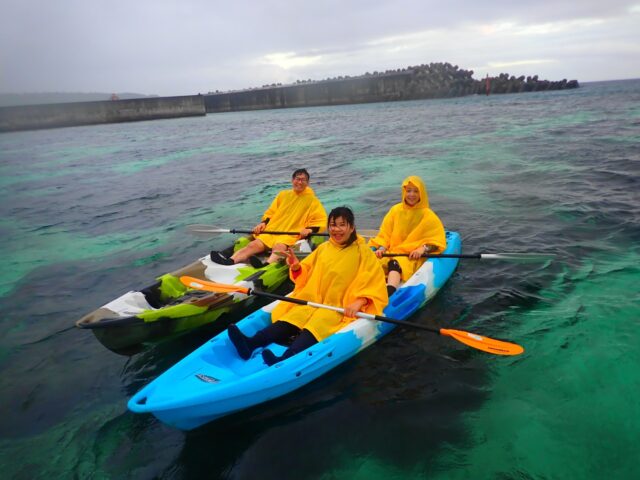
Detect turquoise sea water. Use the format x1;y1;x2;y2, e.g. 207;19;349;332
0;80;639;479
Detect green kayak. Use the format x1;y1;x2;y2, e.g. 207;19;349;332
75;237;297;353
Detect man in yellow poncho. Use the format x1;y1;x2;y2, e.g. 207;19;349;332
210;168;327;267
369;176;447;296
227;206;388;365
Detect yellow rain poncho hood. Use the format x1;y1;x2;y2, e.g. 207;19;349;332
256;185;327;248
271;235;388;341
369;176;447;280
401;175;430;209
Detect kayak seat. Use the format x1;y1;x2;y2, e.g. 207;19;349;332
101;291;155;317
139;282;164;309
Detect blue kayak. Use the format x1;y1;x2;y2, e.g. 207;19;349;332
128;231;461;430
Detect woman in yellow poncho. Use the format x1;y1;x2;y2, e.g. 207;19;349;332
227;206;388;366
369;176;447;296
210;168;327;267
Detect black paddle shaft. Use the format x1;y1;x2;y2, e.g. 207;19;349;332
381;253;481;259
230;229;329;237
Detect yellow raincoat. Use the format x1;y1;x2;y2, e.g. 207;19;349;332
271;236;388;340
256;186;327;248
369;176;446;281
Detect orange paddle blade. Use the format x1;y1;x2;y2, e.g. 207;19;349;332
439;329;524;356
180;276;249;294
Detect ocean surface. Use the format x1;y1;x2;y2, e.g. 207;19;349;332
0;79;638;479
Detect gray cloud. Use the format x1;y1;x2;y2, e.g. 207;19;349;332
1;0;638;95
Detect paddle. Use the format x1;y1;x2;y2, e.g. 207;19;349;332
180;276;524;356
186;224;380;238
381;252;555;263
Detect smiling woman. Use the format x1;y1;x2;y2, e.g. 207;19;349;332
369;175;446;296
226;205;388;366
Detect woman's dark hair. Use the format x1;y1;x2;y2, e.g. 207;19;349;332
292;168;310;180
328;206;358;247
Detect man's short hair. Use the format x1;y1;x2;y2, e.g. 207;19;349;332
292;168;310;180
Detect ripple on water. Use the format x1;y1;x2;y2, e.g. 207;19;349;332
0;80;639;479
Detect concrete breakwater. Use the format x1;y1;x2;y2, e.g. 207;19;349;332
205;62;579;113
0;95;206;133
0;63;579;131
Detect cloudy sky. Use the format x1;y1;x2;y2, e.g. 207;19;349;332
1;0;639;96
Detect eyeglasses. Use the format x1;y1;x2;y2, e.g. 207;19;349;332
293;176;308;183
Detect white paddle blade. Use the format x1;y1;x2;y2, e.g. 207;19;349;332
186;224;230;236
480;253;556;263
